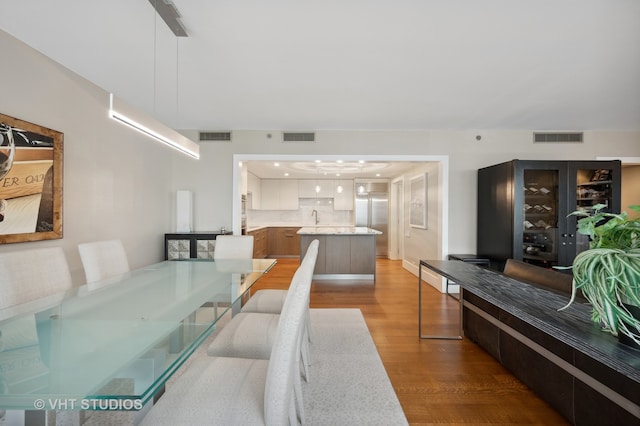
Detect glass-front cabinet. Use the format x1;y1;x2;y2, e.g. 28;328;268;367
569;163;618;258
477;160;621;270
521;168;561;267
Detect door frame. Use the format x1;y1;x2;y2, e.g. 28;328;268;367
389;176;405;260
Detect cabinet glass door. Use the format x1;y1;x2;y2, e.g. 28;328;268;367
522;169;560;267
569;165;617;258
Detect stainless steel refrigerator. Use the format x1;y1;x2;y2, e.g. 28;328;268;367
355;182;389;258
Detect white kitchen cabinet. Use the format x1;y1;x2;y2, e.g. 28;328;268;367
317;180;334;198
298;179;334;198
279;179;300;209
260;180;279;210
333;180;354;210
247;172;261;209
260;179;299;210
298;180;315;198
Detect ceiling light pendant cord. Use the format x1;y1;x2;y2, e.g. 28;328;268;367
153;0;157;117
176;36;180;128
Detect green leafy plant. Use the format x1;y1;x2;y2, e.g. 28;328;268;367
560;205;640;345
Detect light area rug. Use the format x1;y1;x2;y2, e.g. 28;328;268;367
302;308;408;426
1;308;407;425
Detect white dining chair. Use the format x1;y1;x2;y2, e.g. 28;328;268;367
239;241;317;363
213;235;254;259
208;235;253;317
207;239;318;404
139;244;310;426
0;247;72;310
241;286;314;352
78;239;130;283
0;247;73;426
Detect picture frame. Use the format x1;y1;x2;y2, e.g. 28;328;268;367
410;173;427;229
0;112;63;244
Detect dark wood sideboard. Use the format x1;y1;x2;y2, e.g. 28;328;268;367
421;260;640;425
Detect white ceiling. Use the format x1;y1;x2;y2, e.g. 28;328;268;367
1;0;639;133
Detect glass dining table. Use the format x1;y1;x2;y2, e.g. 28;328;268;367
0;258;276;418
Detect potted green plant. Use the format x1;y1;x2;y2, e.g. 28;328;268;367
559;204;640;347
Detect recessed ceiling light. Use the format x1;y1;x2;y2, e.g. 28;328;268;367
337;160;343;163
284;172;289;176
336;173;340;177
315;160;321;163
358;160;365;164
274;162;280;167
376;173;381;177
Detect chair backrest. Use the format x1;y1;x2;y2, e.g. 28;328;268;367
301;239;319;267
78;239;130;283
213;235;254;260
263;240;317;424
295;238;319;285
277;239;319;297
0;247;72;310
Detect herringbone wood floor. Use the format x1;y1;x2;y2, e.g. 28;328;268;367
251;257;569;425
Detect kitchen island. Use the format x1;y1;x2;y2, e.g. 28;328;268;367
298;227;382;280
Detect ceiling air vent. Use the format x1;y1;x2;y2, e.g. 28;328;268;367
533;132;583;143
199;131;232;142
282;132;315;142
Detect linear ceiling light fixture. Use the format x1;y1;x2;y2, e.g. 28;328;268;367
109;93;200;159
148;0;188;37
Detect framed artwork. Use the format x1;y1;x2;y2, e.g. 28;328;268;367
410;173;427;229
0;112;63;244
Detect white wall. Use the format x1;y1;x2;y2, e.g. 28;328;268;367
0;30;196;285
399;162;443;284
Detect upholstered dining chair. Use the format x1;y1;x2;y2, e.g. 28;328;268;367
206;239;318;425
0;246;72;310
78;239;130;284
240;280;314;355
236;240;317;369
139;242;311;426
208;235;253;317
213;235;254;259
0;247;73;426
206;240;318;420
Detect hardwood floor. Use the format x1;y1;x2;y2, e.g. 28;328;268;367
252;258;569;425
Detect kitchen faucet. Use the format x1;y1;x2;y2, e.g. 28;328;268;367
311;209;319;225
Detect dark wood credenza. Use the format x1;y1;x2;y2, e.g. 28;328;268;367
421;260;640;425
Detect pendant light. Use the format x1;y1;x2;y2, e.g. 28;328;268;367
109;0;199;159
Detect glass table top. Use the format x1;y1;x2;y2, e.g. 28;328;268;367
0;258;276;410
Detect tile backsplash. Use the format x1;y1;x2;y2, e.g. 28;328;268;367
248;198;353;227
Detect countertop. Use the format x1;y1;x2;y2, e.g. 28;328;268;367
297;226;382;235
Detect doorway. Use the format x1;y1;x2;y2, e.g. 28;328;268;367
232;154;449;281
